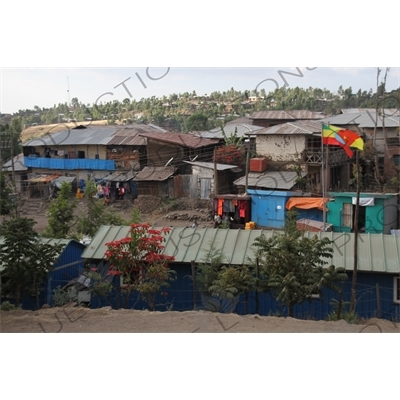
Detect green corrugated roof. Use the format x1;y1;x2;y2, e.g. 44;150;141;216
81;227;400;274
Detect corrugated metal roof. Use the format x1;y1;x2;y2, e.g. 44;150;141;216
105;171;138;182
233;171;305;190
255;120;323;135
28;173;61;183
52;176;76;188
133;166;175;181
341;108;400;116
250;110;326;120
139;132;219;149
198;124;263;139
2;153;27;171
22;124;168;147
81;226;400;273
183;161;240;171
322;112;400;128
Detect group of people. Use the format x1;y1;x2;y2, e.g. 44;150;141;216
94;182;128;203
214;212;233;228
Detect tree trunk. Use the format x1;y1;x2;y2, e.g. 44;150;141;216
35;277;40;310
288;304;293;318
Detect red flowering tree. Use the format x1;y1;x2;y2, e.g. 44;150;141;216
104;223;176;310
214;144;245;167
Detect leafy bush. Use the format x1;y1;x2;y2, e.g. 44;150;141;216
52;286;78;307
0;301;22;311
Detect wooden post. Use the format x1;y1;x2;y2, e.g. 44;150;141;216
376;283;381;319
191;260;197;311
213;148;218;196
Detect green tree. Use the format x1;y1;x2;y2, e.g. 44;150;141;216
252;210;347;317
76;181;127;238
185;112;209;132
0;171;14;218
0;217;63;308
42;182;76;239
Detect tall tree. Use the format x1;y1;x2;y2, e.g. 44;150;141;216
0;217;63;308
42;182;76;239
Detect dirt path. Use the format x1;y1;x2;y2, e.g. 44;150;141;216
1;308;399;333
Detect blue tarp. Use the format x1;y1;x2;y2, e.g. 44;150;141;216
24;157;115;171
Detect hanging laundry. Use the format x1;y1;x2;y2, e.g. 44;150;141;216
238;200;247;218
217;199;224;215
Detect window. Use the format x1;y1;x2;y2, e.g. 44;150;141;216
342;203;353;228
394;277;400;303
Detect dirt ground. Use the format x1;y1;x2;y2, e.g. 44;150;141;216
18;195;214;233
1;307;399;333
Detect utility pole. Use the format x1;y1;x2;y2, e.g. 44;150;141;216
350;150;361;313
244;138;250;194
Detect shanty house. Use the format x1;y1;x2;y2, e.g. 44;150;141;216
138;132;219;173
82;226;400;321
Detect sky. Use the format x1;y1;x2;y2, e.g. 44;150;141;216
1;67;399;114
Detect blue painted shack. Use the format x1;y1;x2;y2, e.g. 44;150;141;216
247;189;301;228
0;237;86;309
82;226;400;321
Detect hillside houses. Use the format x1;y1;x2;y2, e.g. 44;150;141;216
3;108;399;233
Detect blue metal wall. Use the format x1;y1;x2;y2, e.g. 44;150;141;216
248;190;294;229
88;263;400;321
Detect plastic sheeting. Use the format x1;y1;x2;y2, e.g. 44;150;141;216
286;197;329;211
24;157;115;171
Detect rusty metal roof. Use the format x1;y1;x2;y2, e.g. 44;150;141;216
255;120;323;135
28;173;61;183
139;132;219;149
133;166;176;181
250;110;326;120
108;124;167;146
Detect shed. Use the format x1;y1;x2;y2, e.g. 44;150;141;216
133;166;176;197
184;161;242;198
327;192;399;234
0;237;86;309
247;189;303;228
82;226;400;320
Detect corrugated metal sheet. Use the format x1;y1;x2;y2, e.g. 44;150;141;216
255;120;323;135
105;171;138;182
233;171;305;190
341;108;400;116
133;166;175;181
250;111;326;120
139;132;219;149
2;153;27;171
184;161;239;171
81;227;400;274
198;124;263;139
322;112;400;128
23;127;117;147
29;173;61;183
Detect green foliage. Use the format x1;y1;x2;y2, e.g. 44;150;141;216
0;216;63;308
52;285;78;307
76;180;128;237
0;171;14;217
0;301;22;311
195;243;255;312
252;210;348;317
137;263;177;311
222;127;244;146
42;182;76;238
86;268;112;299
185;112;209;132
130;206;141;224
